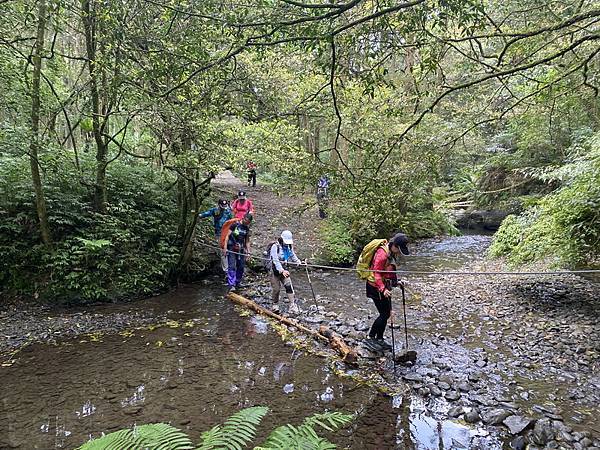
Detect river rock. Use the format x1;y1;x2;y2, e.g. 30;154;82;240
503;415;533;435
510;436;527;450
438;381;451;390
445;391;461;401
403;373;424;383
464;409;480;423
428;384;443;397
448;406;464;417
457;382;471;392
482;408;511;425
531;418;555;445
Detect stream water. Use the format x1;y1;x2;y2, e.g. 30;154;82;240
1;234;597;449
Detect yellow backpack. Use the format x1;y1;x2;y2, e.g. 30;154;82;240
356;239;389;282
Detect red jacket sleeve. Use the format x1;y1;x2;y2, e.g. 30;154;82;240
372;247;389;292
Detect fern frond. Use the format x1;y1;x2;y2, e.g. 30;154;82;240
135;423;194;450
196;406;268;450
78;423;193;450
257;412;353;450
301;412;353;432
78;429;145;450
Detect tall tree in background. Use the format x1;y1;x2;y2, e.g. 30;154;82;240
29;0;52;244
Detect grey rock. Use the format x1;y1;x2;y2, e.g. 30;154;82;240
403;373;424;383
448;406;464;417
581;438;593;447
464;409;480;423
438;381;451;390
531;418;555;446
457;382;471;392
503;416;533;435
418;387;431;397
428;384;443;397
445;391;461;401
510;435;526;450
482;408;511;426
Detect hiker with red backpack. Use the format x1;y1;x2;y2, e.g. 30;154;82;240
266;230;303;314
357;233;410;352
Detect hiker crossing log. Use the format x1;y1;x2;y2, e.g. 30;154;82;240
226;292;358;364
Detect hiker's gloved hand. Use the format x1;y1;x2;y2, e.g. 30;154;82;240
282;269;290;278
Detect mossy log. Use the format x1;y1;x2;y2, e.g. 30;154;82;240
227;292;358;363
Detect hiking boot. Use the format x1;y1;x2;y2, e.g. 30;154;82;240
376;339;393;351
363;337;384;352
228;285;236;293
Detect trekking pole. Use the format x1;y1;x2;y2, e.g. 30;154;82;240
401;282;409;350
389;292;397;373
304;263;320;313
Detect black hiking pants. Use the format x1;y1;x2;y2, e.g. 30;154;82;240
247;170;256;187
366;282;391;339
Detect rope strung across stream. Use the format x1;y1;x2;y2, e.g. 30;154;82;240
198;240;600;276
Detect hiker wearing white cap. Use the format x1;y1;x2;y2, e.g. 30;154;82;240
267;230;303;314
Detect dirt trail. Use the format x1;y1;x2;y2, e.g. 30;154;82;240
211;170;325;260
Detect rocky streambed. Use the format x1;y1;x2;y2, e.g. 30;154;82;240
239;235;600;449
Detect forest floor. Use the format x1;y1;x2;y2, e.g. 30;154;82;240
1;172;599;449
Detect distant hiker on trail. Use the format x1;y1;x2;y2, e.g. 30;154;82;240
198;199;232;272
267;230;303;314
232;190;254;219
317;175;329;198
220;212;253;292
357;233;410;352
247;161;257;187
316;175;329;219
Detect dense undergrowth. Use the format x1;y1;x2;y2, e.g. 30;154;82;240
0;154;214;303
489;132;600;268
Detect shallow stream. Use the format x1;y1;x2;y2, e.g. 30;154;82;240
1;234;597;449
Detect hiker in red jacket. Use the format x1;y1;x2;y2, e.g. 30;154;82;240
231;190;254;220
365;233;410;351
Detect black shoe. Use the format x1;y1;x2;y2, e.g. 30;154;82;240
228;285;236;293
376;339;393;351
363;337;384;352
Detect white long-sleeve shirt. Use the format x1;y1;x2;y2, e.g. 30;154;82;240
270;242;300;273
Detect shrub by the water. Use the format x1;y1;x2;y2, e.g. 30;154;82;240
0;154;182;302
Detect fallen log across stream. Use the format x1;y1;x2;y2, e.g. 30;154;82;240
227;292;358;364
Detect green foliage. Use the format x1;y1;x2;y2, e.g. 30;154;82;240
490;133;600;267
78;408;352;450
79;423;194;450
319;217;355;265
197;406;268;450
0;154;181;301
257;412;353;450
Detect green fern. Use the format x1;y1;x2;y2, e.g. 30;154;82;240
255;411;353;450
78;423;194;450
78;408;352;450
197;406;269;450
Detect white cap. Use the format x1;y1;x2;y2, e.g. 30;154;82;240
281;230;293;245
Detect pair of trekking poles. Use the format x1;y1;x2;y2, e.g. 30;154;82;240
305;264;411;372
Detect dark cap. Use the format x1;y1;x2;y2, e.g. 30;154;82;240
237;190;246;198
390;233;410;255
218;199;228;207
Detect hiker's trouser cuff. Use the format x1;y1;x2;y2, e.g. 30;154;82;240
270;271;294;302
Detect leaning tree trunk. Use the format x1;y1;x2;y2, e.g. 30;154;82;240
29;0;52;245
81;0;108;213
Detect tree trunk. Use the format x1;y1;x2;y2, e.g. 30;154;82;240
29;0;52;245
81;0;108;213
